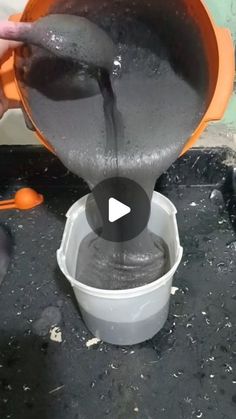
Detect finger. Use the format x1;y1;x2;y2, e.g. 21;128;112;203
8;100;20;109
0;89;9;114
0;26;23;118
0;39;22;57
0;102;4;118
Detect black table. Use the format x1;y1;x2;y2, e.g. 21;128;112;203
0;146;235;419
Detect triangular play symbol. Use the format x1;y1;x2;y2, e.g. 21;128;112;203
108;198;131;223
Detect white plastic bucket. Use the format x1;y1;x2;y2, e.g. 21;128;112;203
57;191;183;345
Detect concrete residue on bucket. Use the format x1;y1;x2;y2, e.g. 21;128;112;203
8;13;205;291
76;231;170;290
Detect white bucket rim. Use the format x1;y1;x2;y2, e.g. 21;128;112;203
57;191;183;300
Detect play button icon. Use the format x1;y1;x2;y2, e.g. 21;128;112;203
85;177;150;242
108;198;131;223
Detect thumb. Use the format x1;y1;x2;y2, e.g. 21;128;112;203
0;38;22;118
0;90;9;118
0;39;21;58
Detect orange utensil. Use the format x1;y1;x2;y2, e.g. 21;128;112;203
0;188;44;210
0;1;234;156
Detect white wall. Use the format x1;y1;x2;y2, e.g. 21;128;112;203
0;0;27;20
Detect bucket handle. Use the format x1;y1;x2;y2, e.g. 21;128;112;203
0;13;55;153
0;14;22;103
181;25;234;156
205;26;235;122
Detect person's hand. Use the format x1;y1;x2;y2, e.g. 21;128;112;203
0;39;21;118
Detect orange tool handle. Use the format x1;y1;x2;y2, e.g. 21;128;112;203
0;188;44;211
0;199;15;205
0;14;22;103
0;204;17;210
0;198;16;210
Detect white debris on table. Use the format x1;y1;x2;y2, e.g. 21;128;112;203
86;337;101;348
50;326;62;343
171;286;179;295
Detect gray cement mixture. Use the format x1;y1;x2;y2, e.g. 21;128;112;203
76;232;170;290
1;15;205;290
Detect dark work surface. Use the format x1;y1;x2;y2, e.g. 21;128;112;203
0;146;235;419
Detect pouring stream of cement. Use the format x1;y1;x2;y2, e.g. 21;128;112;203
0;14;205;289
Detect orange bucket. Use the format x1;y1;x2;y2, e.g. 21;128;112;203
0;0;234;155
